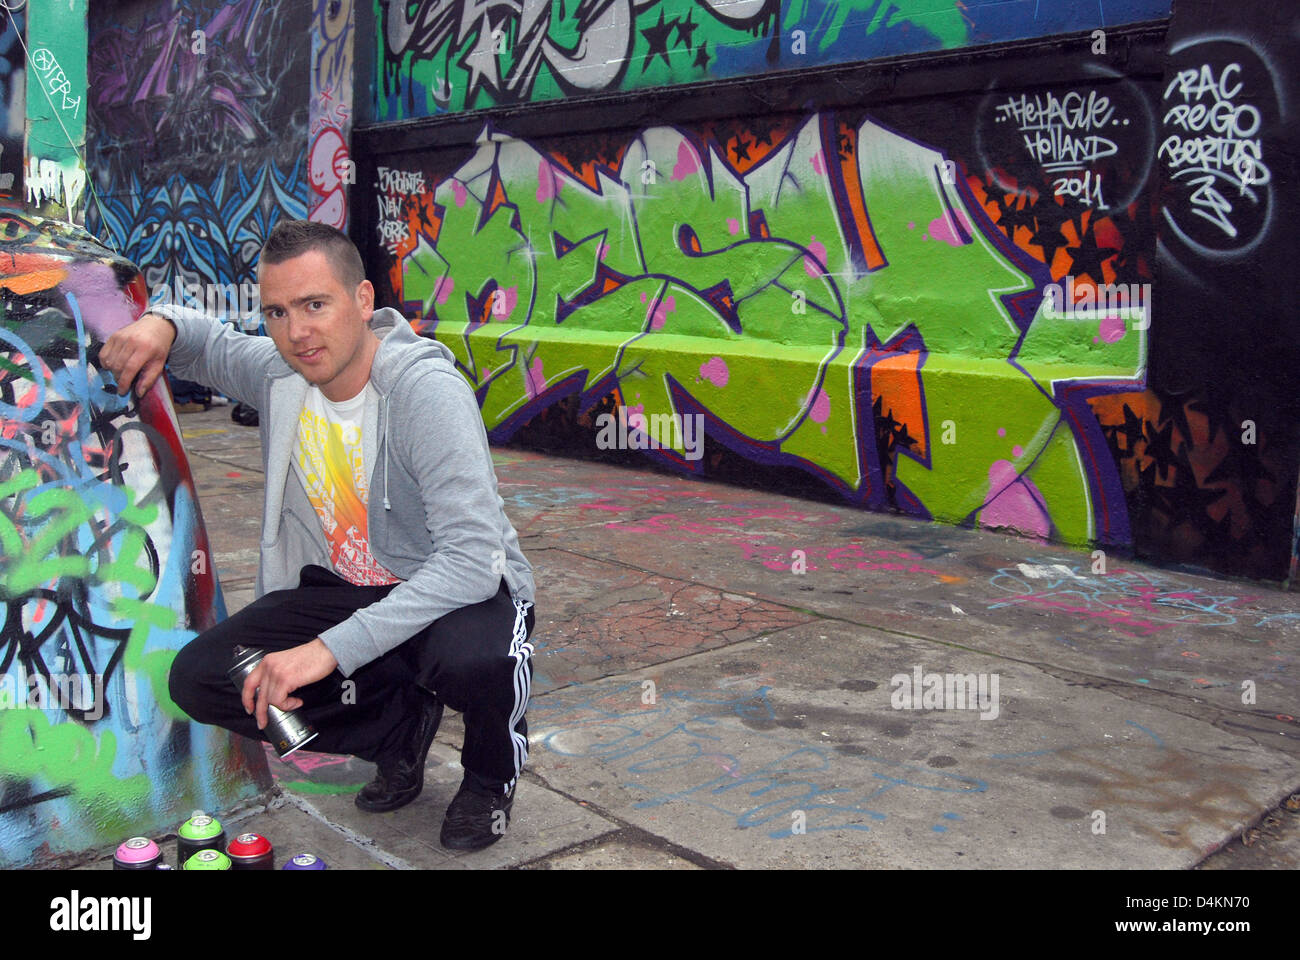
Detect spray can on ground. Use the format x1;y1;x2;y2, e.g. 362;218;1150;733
228;645;319;758
113;837;162;870
282;853;328;870
183;849;232;871
226;832;275;870
177;812;225;865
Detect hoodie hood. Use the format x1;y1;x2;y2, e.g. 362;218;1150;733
368;307;456;396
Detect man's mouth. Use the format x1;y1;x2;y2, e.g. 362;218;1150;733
296;347;325;362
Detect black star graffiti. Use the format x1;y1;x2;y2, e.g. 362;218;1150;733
675;12;697;49
1142;418;1180;483
1152;393;1193;456
694;40;710;70
1028;203;1073;266
1064;221;1117;285
1166;460;1230;543
1119;402;1145;452
1204;437;1276;512
732;137;752;162
1185;394;1239;448
642;11;674;72
996;194;1038;238
749;117;782;149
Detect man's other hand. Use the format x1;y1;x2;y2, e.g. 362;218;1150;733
240;639;339;731
100;312;177;397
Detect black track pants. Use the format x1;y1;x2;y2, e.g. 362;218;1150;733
168;565;535;789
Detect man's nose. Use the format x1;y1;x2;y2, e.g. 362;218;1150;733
286;313;312;341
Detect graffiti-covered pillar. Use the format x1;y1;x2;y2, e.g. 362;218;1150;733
1155;0;1300;585
24;0;88;222
0;214;272;868
310;0;356;228
0;2;22;204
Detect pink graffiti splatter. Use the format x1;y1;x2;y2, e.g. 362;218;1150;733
600;242;610;260
927;211;972;247
806;387;831;423
647;294;677;330
811;150;826;175
980;460;1050;537
433;275;455;306
1012;445;1024;458
997;427;1006;437
536;160;564;203
727;218;740;235
699;356;729;387
626;403;647;431
1099;315;1126;343
492;285;518;320
804;235;828;277
525;357;546;398
451;180;467;208
671;141;700;181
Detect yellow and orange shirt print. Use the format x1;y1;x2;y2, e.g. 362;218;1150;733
292;386;400;587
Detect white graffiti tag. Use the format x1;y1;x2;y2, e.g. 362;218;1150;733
1159;63;1269;241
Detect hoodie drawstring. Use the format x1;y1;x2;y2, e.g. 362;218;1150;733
382;398;392;511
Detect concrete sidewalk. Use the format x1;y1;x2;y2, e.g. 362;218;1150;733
86;405;1300;869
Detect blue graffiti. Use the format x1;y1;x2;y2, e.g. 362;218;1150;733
533;682;986;839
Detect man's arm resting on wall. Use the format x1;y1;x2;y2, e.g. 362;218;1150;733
102;303;279;406
100;312;177;397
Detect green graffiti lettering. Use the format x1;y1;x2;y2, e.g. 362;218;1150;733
399;112;1146;543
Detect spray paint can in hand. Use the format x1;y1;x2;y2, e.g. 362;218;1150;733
113;837;162;870
226;832;275;870
282;853;328;870
177;812;225;866
228;645;319;758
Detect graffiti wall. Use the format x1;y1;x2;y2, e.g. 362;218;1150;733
370;0;1173;120
356;12;1300;586
24;0;88;221
0;1;22;204
311;0;357;229
0;213;268;868
85;0;312;324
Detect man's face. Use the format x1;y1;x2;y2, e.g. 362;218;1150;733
259;249;378;401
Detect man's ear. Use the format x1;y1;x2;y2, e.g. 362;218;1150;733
357;279;375;321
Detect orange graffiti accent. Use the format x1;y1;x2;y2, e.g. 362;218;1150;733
0;268;68;295
390;191;441;297
837;122;886;271
549;147;631;191
485;176;510;221
970;174;1052;270
869;346;926;458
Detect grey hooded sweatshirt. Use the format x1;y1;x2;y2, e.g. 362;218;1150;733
155;303;535;677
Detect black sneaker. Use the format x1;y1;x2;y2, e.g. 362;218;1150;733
440;779;515;850
354;693;443;813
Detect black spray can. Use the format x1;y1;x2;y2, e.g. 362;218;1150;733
177;812;225;865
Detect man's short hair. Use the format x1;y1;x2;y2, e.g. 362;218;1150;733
259;220;365;289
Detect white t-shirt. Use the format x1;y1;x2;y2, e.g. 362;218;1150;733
291;384;399;586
